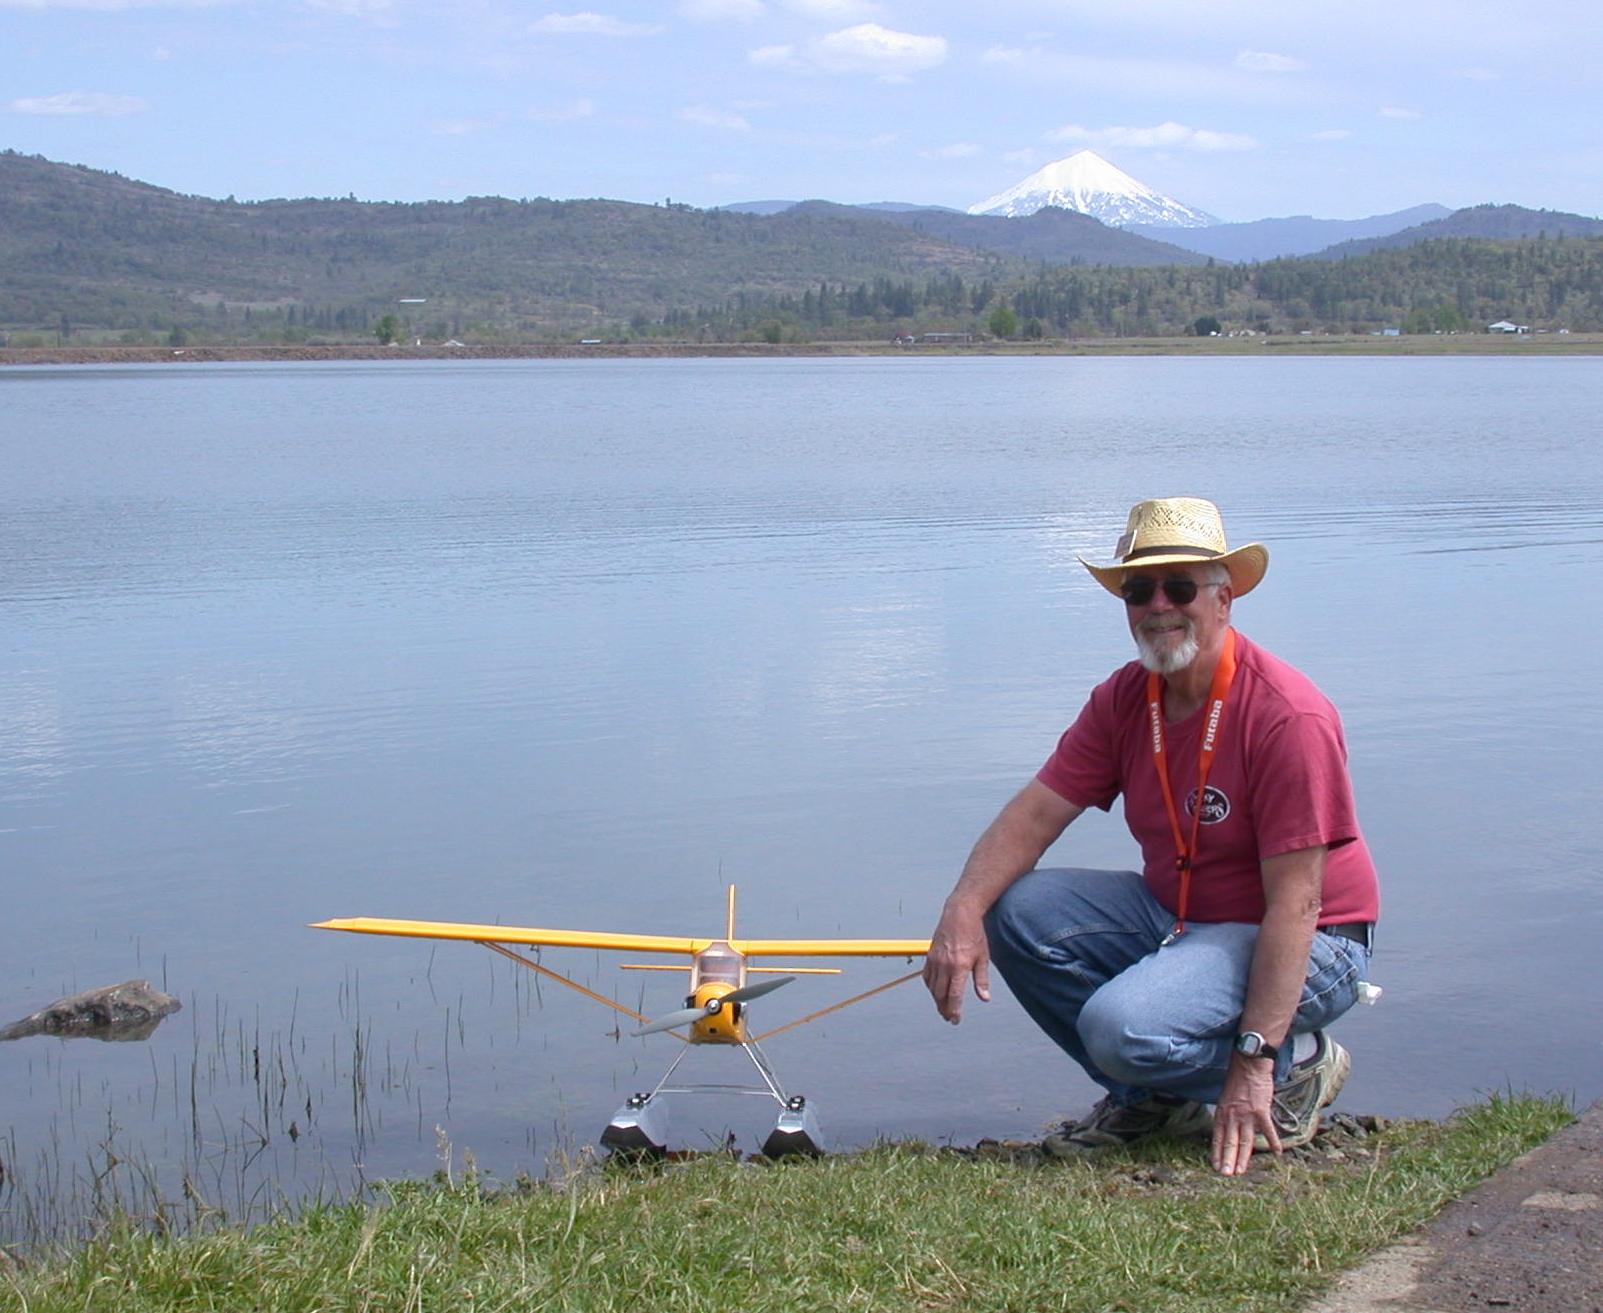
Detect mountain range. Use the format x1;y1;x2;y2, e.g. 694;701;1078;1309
1126;206;1453;262
4;147;1603;343
732;198;1465;264
731;149;1601;262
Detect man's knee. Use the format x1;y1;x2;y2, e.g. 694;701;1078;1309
1078;991;1179;1088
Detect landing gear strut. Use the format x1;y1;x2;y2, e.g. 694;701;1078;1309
600;1038;824;1159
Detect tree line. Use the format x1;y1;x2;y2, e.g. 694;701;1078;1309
671;237;1603;341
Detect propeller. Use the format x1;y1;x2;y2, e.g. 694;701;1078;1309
631;976;796;1037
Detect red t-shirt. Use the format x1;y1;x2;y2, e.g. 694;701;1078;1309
1036;631;1379;925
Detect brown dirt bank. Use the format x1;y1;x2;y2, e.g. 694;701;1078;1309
5;335;1601;368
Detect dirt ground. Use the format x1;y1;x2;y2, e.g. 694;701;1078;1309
1309;1099;1603;1313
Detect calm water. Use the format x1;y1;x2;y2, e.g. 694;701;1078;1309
2;356;1600;1240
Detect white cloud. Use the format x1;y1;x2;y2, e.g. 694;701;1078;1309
1312;128;1351;140
676;105;751;130
1049;120;1260;152
813;20;939;70
782;0;881;19
981;45;1030;66
752;22;946;80
677;0;764;18
749;44;798;68
529;11;663;35
526;98;597;123
1233;50;1307;73
6;91;152;116
1379;106;1422;118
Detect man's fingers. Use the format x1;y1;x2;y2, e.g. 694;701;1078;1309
1212;1106;1280;1176
924;940;994;1024
1213;1120;1251;1176
922;959;967;1023
1211;1121;1235;1174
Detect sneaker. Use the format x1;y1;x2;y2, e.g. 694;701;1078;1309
1043;1093;1213;1157
1259;1032;1351;1151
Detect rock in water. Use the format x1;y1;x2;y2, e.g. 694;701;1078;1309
0;980;182;1042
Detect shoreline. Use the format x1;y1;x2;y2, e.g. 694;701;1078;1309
5;333;1603;367
0;1095;1581;1312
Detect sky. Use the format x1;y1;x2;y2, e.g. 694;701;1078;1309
4;0;1601;222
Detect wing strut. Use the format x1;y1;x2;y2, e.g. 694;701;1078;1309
748;967;924;1042
478;941;654;1025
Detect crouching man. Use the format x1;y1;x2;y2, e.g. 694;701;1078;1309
923;497;1378;1176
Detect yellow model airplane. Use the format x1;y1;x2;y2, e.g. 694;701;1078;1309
313;886;929;1157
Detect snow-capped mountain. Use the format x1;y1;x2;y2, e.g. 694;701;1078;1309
968;151;1217;229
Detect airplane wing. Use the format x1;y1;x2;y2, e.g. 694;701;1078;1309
729;937;929;957
311;917;704;954
311;919;927;958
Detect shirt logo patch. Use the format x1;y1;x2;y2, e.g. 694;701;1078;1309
1185;785;1231;825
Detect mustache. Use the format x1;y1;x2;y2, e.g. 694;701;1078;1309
1137;615;1194;636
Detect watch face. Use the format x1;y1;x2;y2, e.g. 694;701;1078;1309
1236;1032;1268;1057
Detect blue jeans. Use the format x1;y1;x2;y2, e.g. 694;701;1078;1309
984;868;1369;1106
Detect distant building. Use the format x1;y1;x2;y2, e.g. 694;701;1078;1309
1487;320;1530;334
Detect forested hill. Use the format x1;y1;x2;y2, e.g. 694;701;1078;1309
698;234;1603;338
786;200;1213;267
0;150;1033;338
1314;203;1603;258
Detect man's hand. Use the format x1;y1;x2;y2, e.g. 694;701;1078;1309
922;905;991;1024
1211;1053;1279;1175
1210;845;1327;1174
922;782;1083;1024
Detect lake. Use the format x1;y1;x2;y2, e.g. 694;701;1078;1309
1;354;1599;1242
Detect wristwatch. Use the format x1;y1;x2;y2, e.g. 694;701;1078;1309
1234;1031;1279;1061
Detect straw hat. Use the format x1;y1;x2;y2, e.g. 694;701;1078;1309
1079;497;1269;597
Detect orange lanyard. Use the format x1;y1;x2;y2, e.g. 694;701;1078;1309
1145;627;1238;945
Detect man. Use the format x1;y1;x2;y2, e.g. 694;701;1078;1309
923;497;1378;1176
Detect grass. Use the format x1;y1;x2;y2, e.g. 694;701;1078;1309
0;1092;1572;1313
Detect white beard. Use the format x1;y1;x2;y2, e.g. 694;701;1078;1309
1136;625;1200;674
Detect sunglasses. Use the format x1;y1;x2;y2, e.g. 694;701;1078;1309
1119;576;1222;607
